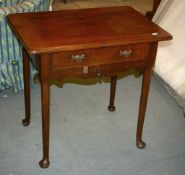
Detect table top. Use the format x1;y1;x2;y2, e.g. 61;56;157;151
7;6;172;54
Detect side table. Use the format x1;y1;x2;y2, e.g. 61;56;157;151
7;6;172;168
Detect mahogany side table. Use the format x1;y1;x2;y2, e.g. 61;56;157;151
7;6;172;168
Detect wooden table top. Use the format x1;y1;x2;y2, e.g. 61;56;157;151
7;6;172;54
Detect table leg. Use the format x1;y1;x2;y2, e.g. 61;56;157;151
136;43;158;149
22;48;31;126
39;81;50;168
108;75;117;111
136;67;152;148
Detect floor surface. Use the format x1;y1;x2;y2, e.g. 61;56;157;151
0;75;185;175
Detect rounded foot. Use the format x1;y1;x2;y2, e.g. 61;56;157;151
136;139;146;149
22;118;30;126
108;105;116;112
39;159;50;168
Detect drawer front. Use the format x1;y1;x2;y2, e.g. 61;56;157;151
51;43;149;69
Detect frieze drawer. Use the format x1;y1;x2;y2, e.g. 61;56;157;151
51;43;150;69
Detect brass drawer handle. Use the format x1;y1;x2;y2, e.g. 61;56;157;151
119;50;133;57
71;54;86;62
